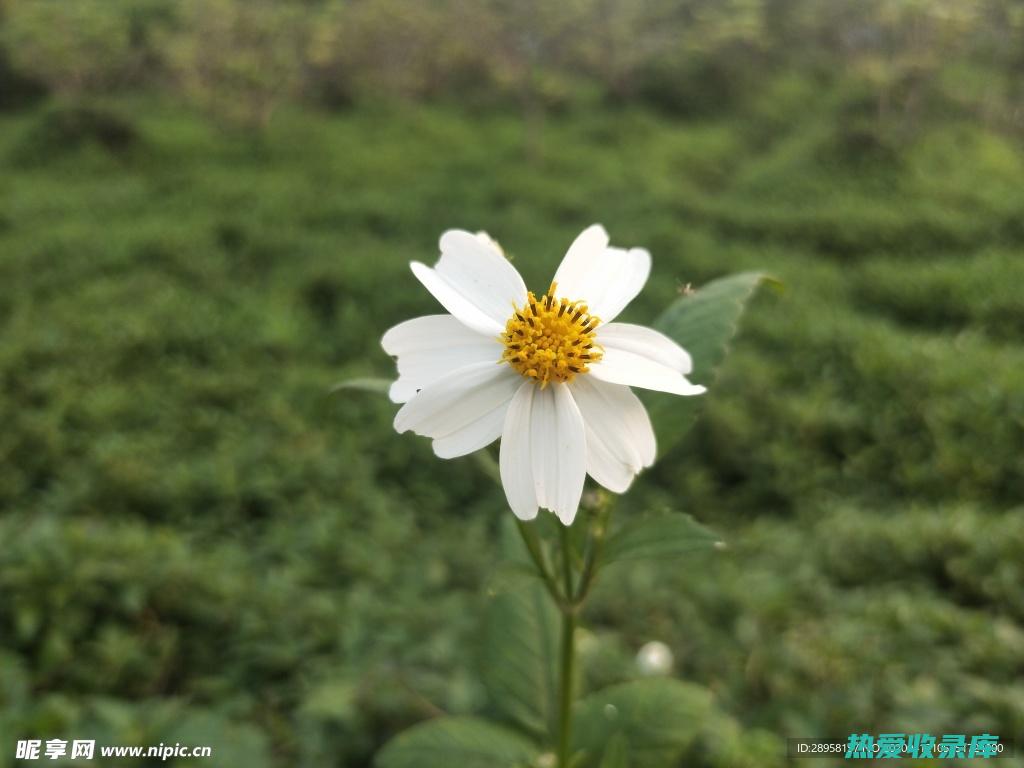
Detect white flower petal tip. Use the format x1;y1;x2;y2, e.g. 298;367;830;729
381;314;502;403
570;376;655;493
590;323;706;397
386;381;406;404
474;230;505;256
393;363;519;462
530;384;586;526
407;230;527;336
499;382;539;522
408;261;503;336
596;323;694;374
500;381;585;525
512;505;539;522
553;506;578;527
430;399;508;459
553;226;651;322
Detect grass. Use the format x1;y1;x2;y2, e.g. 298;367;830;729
0;95;1022;767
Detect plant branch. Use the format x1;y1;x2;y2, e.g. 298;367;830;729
514;518;568;610
556;524;577;768
574;497;612;605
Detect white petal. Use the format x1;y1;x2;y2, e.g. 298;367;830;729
589;324;706;396
382;314;502;403
571;376;656;493
475;231;504;256
530;383;586;525
582;429;635;493
596;323;693;374
432;401;508;459
409;263;502;336
589;347;706;396
500;381;539;520
410;229;527;335
553;225;651;322
556;224;609;283
394;361;521;440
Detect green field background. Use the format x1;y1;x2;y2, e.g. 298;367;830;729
1;2;1022;766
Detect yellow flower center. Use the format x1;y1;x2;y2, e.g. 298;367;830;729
501;282;602;386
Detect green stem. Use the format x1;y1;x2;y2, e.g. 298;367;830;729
574;499;612;605
559;523;575;598
514;519;567;611
557;525;576;768
512;495;615;768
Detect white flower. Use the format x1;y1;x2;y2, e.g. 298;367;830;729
382;225;705;525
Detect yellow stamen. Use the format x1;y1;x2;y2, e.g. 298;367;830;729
501;282;602;386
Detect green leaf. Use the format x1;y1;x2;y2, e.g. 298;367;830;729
374;716;538;768
329;377;391;395
0;652;29;710
648;271;772;457
300;676;357;721
167;711;273;768
572;679;713;768
481;565;560;739
603;513;722;567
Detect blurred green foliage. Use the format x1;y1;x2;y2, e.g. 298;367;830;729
3;0;1024;134
1;1;1023;766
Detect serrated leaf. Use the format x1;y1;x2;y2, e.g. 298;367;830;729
572;679;713;768
647;272;771;457
482;566;560;739
329;377;391;395
603;513;722;567
374;716;538;768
